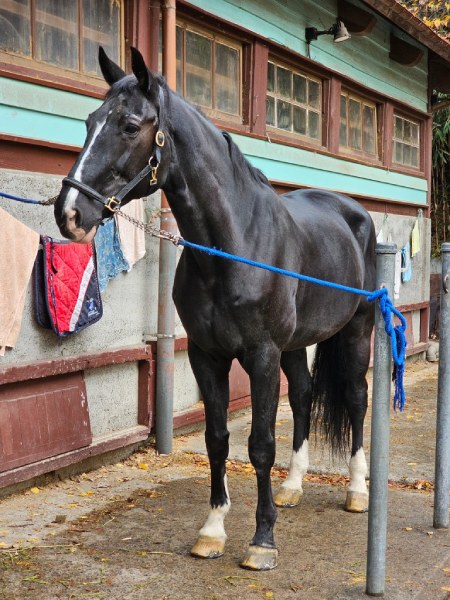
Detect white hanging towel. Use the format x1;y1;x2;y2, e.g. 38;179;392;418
115;198;146;268
394;250;402;300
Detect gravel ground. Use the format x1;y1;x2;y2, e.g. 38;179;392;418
0;360;449;600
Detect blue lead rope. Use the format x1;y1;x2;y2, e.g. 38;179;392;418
180;239;407;411
0;191;43;204
1;190;407;409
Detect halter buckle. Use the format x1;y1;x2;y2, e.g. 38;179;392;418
105;196;120;212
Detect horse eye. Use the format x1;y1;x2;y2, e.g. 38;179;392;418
124;123;140;135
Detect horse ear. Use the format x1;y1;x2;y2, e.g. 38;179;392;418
98;46;126;86
131;46;158;96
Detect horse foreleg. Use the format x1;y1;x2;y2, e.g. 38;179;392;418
188;341;232;559
275;349;312;508
240;346;280;571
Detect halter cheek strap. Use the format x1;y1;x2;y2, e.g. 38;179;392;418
63;86;167;214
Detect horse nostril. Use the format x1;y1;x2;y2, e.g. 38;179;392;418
67;208;81;229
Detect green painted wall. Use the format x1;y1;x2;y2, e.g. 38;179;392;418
188;0;428;112
0;77;100;146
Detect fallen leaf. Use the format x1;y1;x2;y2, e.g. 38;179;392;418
139;463;149;470
30;487;40;494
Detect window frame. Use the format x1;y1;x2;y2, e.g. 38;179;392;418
391;111;421;171
339;89;380;161
0;0;126;97
173;18;244;125
265;56;324;147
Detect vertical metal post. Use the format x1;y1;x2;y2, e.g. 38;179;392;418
156;0;177;455
433;242;450;529
366;243;397;597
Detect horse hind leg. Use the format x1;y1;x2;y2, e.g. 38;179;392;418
274;348;312;508
187;341;232;559
312;311;373;514
342;315;373;513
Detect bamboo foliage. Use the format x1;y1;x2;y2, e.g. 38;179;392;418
431;108;450;256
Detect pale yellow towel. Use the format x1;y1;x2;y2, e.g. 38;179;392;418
411;218;420;257
115;199;146;268
0;207;39;355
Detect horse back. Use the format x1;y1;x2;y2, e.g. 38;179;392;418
281;189;375;257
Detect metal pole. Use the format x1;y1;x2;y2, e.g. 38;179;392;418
366;243;397;597
156;0;177;455
433;242;450;529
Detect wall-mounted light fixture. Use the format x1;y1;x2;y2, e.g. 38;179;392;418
305;20;351;45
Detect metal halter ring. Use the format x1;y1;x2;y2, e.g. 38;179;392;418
149;166;158;185
155;130;165;147
104;196;120;212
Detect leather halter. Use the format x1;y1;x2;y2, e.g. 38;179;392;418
62;86;166;214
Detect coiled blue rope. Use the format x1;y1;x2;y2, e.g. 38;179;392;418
180;239;407;410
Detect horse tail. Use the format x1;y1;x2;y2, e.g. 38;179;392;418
311;331;350;456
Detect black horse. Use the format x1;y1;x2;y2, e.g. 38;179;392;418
54;47;376;571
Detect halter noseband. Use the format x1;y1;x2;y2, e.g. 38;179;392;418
62;86;167;215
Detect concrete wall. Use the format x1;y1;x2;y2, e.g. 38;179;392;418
0;168;191;438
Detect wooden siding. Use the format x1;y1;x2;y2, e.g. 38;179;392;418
232;133;428;205
0;76;98;146
186;0;428;112
0;74;428;205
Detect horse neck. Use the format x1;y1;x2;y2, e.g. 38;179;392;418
163;94;259;250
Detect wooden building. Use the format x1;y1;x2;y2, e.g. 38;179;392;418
1;0;449;489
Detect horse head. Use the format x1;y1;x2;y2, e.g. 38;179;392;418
54;47;169;243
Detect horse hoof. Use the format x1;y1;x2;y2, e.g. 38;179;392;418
191;535;225;559
274;487;302;508
345;491;369;513
240;545;278;571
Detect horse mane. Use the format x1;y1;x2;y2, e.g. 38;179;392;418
221;131;273;191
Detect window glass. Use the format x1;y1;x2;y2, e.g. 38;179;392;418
35;0;78;70
0;0;122;79
0;0;31;55
267;60;322;142
215;43;239;114
83;0;120;75
392;114;420;168
340;91;377;157
186;30;212;107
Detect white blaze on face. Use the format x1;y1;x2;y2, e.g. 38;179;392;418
198;475;230;540
64;118;107;215
280;440;309;492
348;447;368;494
